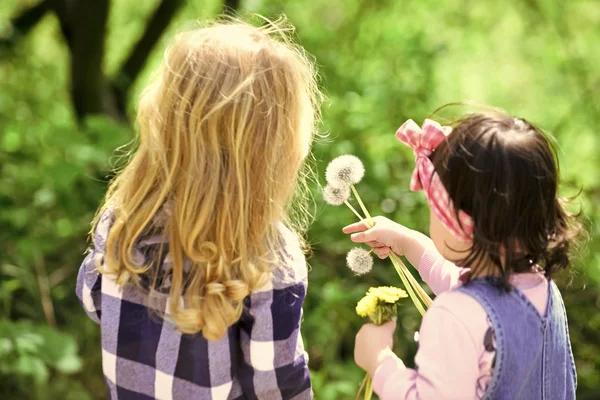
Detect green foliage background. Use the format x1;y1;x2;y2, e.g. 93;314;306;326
1;0;598;398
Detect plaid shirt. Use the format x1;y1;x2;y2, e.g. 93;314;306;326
76;211;312;399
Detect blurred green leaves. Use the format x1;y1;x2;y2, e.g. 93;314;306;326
0;320;84;396
1;0;599;399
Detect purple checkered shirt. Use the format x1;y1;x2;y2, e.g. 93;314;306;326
76;211;312;399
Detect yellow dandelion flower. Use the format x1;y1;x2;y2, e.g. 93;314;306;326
368;286;407;304
355;293;377;318
356;286;407;325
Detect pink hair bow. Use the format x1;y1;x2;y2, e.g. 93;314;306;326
396;119;452;191
396;119;474;241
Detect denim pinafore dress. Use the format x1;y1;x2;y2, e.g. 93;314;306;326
457;277;576;400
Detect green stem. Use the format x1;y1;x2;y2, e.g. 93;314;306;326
349;183;431;312
390;253;433;308
390;254;426;316
364;376;373;400
356;375;368;400
402;260;433;307
351;185;373;224
345;200;364;221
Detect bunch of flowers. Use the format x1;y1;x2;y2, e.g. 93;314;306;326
354;286;407;400
356;286;407;324
323;154;432;314
323;154;435;399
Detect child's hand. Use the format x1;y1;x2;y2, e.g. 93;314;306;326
343;216;420;260
354;320;397;377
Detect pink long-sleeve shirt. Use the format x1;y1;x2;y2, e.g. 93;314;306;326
372;248;549;400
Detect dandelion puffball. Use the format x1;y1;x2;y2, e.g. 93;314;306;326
326;155;365;186
323;184;351;206
346;247;374;275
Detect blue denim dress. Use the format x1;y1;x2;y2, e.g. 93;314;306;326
457;277;576;400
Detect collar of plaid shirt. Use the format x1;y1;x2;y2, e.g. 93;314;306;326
396;118;474;241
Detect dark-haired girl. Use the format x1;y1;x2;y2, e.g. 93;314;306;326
344;110;582;399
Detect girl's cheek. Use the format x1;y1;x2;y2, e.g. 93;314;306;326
429;209;469;260
429;209;446;253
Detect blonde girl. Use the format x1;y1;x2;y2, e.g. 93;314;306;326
76;16;321;399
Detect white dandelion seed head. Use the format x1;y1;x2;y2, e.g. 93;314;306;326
326;155;365;186
323;184;351;206
346;247;374;275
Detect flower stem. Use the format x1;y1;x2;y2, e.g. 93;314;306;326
399;259;433;307
344;200;364;221
390;254;426;316
356;376;368;400
364;376;373;400
351;185;373;225
349;184;431;312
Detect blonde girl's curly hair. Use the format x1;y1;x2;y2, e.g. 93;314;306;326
92;16;322;340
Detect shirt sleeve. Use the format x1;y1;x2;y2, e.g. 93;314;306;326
417;248;469;295
75;209;113;324
76;249;103;324
237;280;312;399
372;296;483;400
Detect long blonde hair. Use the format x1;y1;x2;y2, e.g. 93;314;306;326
93;16;322;340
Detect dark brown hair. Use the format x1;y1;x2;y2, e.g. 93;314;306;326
429;110;583;289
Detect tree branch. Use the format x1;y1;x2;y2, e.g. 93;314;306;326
111;0;183;113
33;256;56;327
50;0;74;49
67;0;110;121
0;0;52;47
